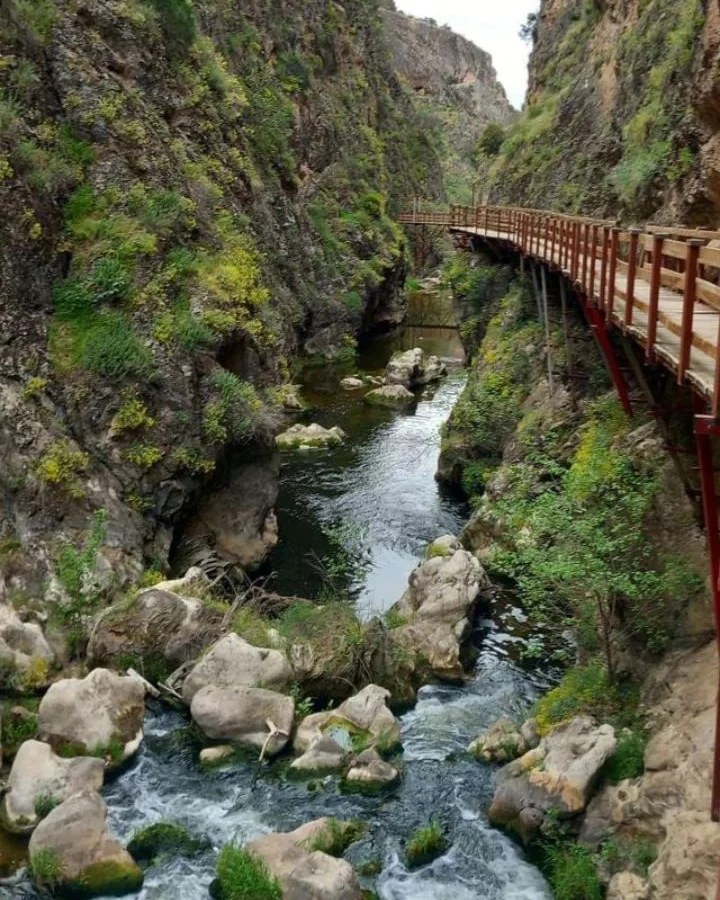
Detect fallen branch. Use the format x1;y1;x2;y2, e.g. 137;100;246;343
250;718;289;789
125;668;160;699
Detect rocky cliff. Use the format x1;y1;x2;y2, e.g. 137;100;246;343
0;0;445;606
488;0;720;224
382;2;515;202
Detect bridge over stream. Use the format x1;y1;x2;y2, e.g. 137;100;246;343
399;203;720;824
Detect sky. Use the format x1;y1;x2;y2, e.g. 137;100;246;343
393;1;541;108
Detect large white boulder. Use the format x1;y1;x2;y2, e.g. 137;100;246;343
182;633;292;703
190;685;294;754
364;384;415;407
38;668;145;765
385;348;424;387
276;423;346;451
248;819;362;900
345;749;398;787
2;740;105;833
28;791;143;897
489;716;617;842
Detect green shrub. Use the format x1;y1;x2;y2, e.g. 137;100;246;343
150;0;197;58
305;819;364;857
545;843;601;900
124;443;164;468
34;793;59;819
534;661;614;735
112;394;156;432
81;313;153;379
203;371;262;444
215;844;282;900
30;848;63;889
36;440;89;498
404;820;447;869
476;122;505;157
600;835;658;877
602;728;648;783
128;822;207;864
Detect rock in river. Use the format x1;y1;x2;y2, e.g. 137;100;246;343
276;423;346;451
248;818;362;900
488;716;617;842
38;668;145;766
294;684;400;754
190;685;294;754
28;790;143;897
385;347;447;388
182;632;292;703
1;740;105;834
364;384;415;407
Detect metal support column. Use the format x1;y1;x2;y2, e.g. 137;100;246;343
579;292;633;417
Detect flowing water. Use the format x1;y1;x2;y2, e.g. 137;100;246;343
5;324;552;900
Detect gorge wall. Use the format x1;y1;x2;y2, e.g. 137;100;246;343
487;0;720;224
0;0;450;603
381;1;516;202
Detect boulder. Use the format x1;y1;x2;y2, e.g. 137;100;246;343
87;571;222;669
182;633;291;703
248;819;362;900
294;685;400;755
385;348;424;388
340;377;365;390
276;424;346;451
190;685;294;754
364;384;415;407
420;355;448;384
0;602;53;683
607;872;650;900
345;749;398;787
389;620;466;682
2;740;105;833
28;791;143;897
38;668;145;765
392;545;489;628
469;718;528;763
489;716;617;842
291;735;349;773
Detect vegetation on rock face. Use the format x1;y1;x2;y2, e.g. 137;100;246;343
486;0;707;220
0;0;444;598
215;844;282;900
127;822;208;864
305;819;365;857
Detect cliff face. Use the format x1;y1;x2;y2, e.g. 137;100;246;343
382;4;515;202
488;0;720;224
0;0;444;602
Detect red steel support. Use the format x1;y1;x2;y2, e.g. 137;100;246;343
579;293;633;417
693;407;720;823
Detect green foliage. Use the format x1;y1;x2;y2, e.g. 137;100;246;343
150;0;197;59
33;793;59;820
305;819;365;857
29;849;63;889
603;728;648;783
124;443;164;468
534;661;615;735
544;843;602;900
203;371;263;444
128;822;207;864
54;509;108;649
476;123;506;158
22;376;47;400
404;820;447;869
112;394;156;433
600;834;658;877
0;706;39;756
232;607;271;647
36;440;89;498
215;843;282;900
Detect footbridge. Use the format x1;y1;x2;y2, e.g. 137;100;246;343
399;203;720;822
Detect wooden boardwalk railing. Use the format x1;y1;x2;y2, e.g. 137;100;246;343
399;204;720;417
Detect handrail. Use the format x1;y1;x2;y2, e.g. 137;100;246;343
398;204;720;418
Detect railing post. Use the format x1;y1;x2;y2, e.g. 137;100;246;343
646;233;667;362
581;223;590;294
572;221;581;283
624;228;640;327
678;240;703;383
589;224;599;304
607;227;620;325
599;226;610;313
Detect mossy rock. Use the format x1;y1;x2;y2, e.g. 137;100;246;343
127;822;209;865
64;858;144;898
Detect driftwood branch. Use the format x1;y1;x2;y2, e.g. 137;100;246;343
126;668;160;698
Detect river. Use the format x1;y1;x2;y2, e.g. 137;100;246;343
5;324;551;900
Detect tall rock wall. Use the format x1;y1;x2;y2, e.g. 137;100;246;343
488;0;720;224
0;0;444;601
382;3;515;202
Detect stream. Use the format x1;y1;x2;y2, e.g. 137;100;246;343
6;323;552;900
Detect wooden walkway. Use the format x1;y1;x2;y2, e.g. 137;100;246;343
398;205;720;416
